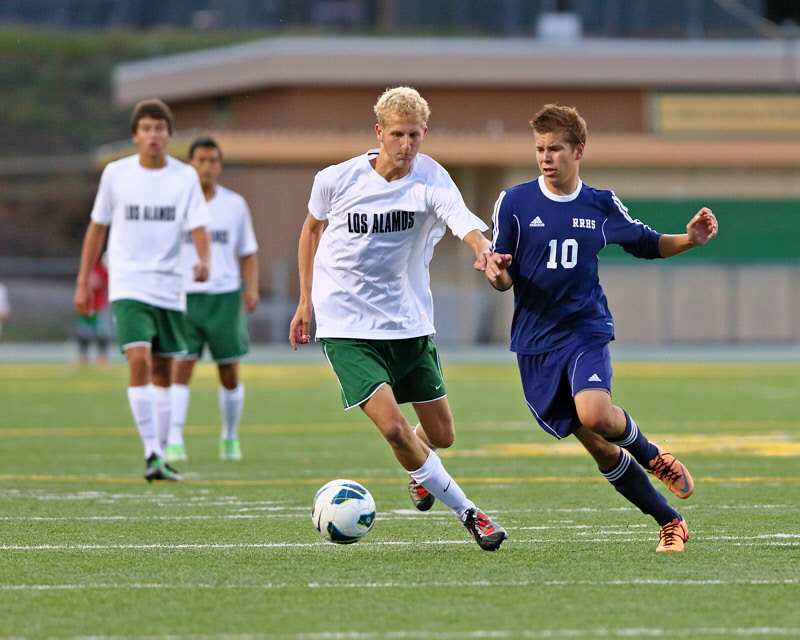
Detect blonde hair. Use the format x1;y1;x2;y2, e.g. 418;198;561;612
374;87;431;128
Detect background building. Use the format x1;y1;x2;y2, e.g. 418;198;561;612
1;1;798;344
107;34;800;344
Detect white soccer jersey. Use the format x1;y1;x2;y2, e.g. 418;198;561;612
308;150;488;339
180;185;259;295
90;155;210;311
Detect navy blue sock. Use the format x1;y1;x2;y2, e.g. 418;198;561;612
607;411;658;468
602;450;679;526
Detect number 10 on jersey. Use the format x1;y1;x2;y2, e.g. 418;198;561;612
546;239;578;269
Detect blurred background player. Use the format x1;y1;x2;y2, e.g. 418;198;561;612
482;104;718;552
168;137;259;463
73;254;113;367
0;282;8;338
74;98;211;482
289;87;507;551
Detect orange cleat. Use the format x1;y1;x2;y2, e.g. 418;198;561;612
647;445;694;499
656;517;689;552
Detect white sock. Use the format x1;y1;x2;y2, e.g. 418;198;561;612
169;384;190;446
413;423;438;452
219;384;244;440
408;450;475;519
153;385;171;452
127;384;160;458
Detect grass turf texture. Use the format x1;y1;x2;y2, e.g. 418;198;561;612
0;359;798;639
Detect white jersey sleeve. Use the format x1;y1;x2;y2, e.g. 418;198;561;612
308;167;337;221
427;163;488;239
90;164;116;225
237;197;259;257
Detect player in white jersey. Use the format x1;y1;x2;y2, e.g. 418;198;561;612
289;87;507;551
168;137;260;464
74;99;211;482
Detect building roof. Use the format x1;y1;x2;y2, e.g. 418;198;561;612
114;36;800;105
95;130;800;169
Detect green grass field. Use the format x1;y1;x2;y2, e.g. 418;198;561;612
1;357;798;639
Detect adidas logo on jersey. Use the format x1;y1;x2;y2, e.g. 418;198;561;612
588;374;602;382
530;217;545;227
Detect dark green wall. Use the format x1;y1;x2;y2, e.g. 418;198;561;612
602;199;799;263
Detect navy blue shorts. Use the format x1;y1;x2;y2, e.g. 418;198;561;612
517;339;613;439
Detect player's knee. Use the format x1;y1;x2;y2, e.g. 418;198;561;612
429;429;455;449
581;437;619;468
380;420;410;446
127;353;150;375
579;410;616;436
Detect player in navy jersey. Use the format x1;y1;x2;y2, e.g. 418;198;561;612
481;104;718;552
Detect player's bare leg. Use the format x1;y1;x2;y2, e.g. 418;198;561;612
361;385;506;550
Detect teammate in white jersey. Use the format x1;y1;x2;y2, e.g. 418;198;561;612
289;87;507;551
168;137;260;464
74;99;211;482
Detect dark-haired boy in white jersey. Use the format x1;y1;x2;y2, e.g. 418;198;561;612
74;99;211;482
169;137;260;464
290;87;507;551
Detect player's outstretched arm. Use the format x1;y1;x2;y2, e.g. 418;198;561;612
462;229;492;271
74;222;108;316
289;213;326;350
483;252;513;291
658;207;718;258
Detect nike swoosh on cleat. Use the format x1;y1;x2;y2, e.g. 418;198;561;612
679;465;691;494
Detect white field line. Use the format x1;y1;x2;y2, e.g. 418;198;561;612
1;578;797;591
2;626;799;639
0;517;671;528
1;534;798;551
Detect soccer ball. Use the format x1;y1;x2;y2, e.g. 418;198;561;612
311;479;376;544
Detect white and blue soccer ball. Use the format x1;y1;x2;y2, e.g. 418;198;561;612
311;479;376;544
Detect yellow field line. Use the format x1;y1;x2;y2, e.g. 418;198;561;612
1;361;798;381
0;474;797;486
3;422;799;438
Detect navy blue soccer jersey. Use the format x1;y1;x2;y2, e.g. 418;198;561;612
490;176;663;354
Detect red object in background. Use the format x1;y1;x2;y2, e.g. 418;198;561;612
88;262;108;312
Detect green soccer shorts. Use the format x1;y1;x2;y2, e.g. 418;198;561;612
320;335;446;410
183;290;249;362
111;299;187;356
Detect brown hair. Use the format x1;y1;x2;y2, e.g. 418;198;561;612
530;104;587;147
189;136;221;159
130;98;174;135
